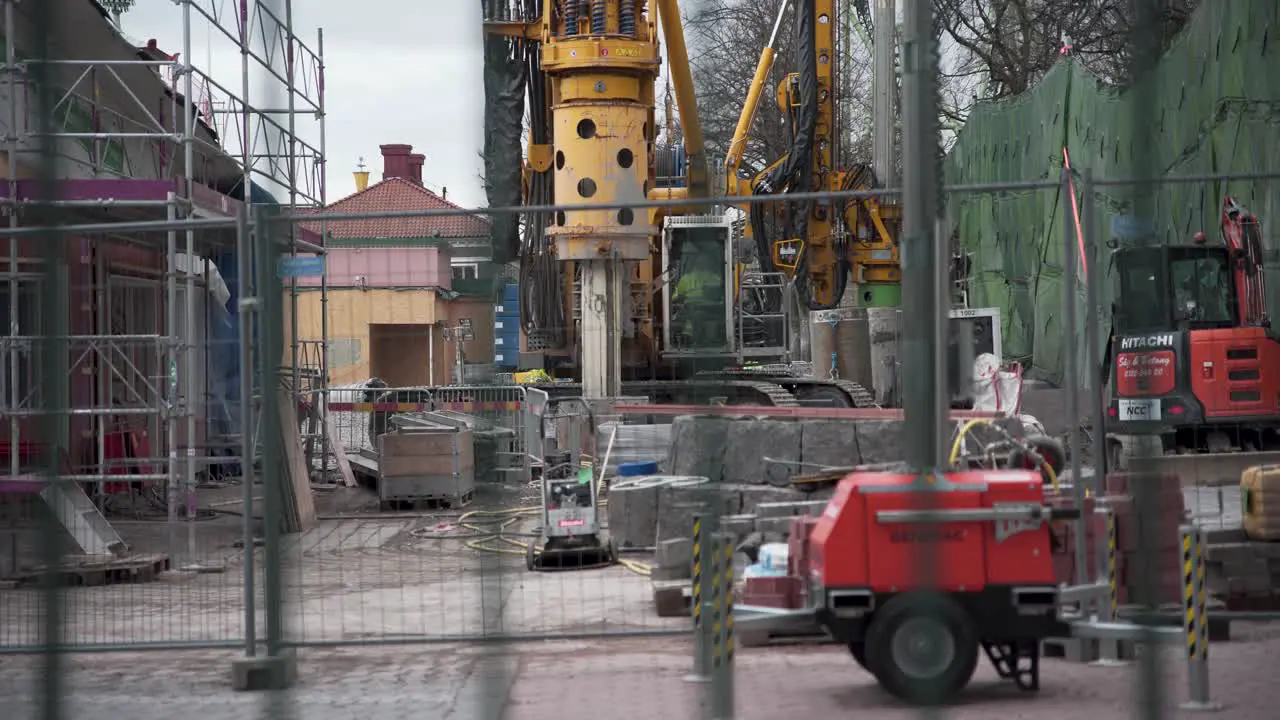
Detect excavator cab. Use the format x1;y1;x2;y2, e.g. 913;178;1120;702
661;215;736;356
1112;245;1238;335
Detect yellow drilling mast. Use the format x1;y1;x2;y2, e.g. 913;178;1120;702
490;0;704;398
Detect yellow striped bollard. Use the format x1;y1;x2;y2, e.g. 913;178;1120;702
708;531;736;719
1179;525;1221;712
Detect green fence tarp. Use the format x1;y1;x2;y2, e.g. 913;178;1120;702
945;0;1280;386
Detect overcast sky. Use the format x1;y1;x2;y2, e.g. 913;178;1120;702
121;2;487;208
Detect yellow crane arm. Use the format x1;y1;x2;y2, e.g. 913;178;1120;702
724;0;791;193
654;0;708;199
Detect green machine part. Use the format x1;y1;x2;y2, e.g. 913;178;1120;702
859;283;902;308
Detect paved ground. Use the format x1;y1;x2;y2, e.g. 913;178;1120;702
2;624;1280;719
1;481;671;648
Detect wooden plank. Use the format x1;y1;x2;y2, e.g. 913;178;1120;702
325;411;357;487
276;388;317;533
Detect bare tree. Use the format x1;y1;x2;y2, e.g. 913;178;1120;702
937;0;1200;124
683;0;874;179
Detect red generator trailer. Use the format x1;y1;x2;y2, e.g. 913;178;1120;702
803;469;1076;705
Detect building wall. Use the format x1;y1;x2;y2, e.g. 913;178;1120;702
296;246;450;289
438;297;496;382
290;288;438;386
1;0;236;184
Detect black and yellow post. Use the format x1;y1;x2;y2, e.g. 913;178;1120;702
686;507;716;681
1095;508;1127;665
1179;526;1221;711
1108;511;1119;620
708;532;735;719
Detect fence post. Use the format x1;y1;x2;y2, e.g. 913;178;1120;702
1094;507;1127;665
1179;525;1221;711
709;531;736;720
686;510;713;685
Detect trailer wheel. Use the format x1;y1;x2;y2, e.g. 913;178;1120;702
864;592;979;706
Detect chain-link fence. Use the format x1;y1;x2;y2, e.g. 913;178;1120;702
4;0;1280;718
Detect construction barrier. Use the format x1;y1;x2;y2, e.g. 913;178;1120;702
1180;525;1221;711
689;511;710;682
1095;506;1126;664
323;384;532;485
709;531;736;720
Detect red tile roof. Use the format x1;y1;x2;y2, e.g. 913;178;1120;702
297;177;490;240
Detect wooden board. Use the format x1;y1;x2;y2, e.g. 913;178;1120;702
325;412;357;487
276;388;317;533
13;553;170;587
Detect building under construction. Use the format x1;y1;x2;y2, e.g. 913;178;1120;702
0;0;326;565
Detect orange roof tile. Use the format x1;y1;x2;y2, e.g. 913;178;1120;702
297;177;490;240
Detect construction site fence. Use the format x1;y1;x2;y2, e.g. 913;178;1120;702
319;383;537;478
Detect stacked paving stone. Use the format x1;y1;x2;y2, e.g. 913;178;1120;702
1050;475;1187;607
647;502;825;618
1203;535;1280;610
1103;473;1188;606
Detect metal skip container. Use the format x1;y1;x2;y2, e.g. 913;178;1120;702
808;308;874;395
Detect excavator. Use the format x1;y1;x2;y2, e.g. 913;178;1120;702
481;0;902;408
1103;197;1280;476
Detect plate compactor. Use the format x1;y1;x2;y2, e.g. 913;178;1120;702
526;451;618;571
798;469;1078;705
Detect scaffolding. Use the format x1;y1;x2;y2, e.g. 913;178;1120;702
0;0;327;564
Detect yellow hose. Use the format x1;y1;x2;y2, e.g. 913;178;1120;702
948;418;1059;493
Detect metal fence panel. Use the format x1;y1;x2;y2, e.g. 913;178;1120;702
5;0;1280;718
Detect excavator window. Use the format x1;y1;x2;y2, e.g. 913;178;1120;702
668;225;731;351
1115;246;1236;334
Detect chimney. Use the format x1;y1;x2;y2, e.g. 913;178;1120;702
407;153;425;186
380;143;413;181
353;157;370;192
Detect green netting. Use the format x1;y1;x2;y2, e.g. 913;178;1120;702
945;0;1280;386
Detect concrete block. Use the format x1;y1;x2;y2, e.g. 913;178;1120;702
231;650;297;691
667;416;730;482
655;483;741;543
1202;528;1249;545
1206;542;1259;563
1221;558;1270;579
855;420;906;465
720;514;757;538
754;499;828;518
754;516;793;537
739;485;810;515
650;564;691;581
655;538;692;568
724;419;803;486
1041;636;1099;663
799;419;860;469
651;580;690;617
606;482;661;549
